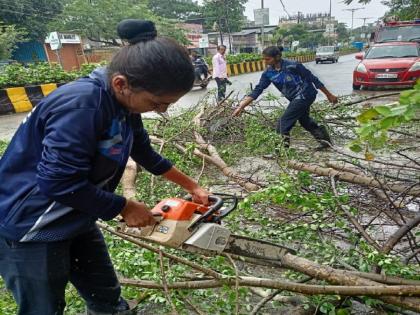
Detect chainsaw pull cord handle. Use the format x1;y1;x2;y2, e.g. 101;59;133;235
187;195;223;231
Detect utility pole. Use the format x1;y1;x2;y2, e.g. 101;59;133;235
328;0;332;45
297;11;302;24
343;8;364;37
261;0;264;49
357;17;373;44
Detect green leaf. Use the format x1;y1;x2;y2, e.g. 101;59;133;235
357;108;379;123
374;105;392;117
349;143;363;153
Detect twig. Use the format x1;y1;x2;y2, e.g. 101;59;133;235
226;254;240;315
159;250;179;315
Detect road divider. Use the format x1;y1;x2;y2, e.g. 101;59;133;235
0;83;64;116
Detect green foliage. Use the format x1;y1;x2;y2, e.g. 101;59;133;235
0;140;9;155
51;0;188;45
0;0;63;40
148;0;200;20
204;51;316;65
345;0;419;20
349;82;420;156
201;0;246;33
0;62;102;88
0;23;27;60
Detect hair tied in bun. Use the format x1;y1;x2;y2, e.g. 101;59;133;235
117;19;157;44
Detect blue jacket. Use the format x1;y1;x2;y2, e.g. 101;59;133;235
0;68;172;242
249;59;325;102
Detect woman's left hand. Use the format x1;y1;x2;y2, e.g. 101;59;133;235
189;186;210;205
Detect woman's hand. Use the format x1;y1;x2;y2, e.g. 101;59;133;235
327;93;338;104
120;199;157;227
189;186;210;205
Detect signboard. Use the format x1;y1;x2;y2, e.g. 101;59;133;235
199;34;209;48
59;33;81;44
292;40;300;47
254;8;269;26
48;32;62;50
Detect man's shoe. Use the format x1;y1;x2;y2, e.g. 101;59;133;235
310;126;332;150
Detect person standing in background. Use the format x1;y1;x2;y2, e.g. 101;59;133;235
212;45;229;101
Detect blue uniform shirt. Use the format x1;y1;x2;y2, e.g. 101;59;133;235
249;59;325;102
0;68;172;242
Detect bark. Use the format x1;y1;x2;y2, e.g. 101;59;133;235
287;161;420;197
149;136;260;192
281;253;420;312
119;277;420;297
120;157;138;200
382;212;420;255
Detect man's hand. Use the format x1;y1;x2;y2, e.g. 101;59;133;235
327;93;338;104
121;200;156;227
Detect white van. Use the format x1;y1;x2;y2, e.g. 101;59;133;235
315;46;339;64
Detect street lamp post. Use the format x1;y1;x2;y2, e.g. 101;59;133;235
343;7;364;37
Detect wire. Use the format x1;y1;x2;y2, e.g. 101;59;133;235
278;0;291;18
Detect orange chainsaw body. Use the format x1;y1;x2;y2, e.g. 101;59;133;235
151;198;209;221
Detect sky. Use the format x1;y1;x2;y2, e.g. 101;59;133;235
197;0;389;28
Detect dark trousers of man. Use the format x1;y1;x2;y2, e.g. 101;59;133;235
276;95;319;137
215;77;227;101
0;225;127;315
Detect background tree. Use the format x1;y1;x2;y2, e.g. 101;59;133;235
0;0;63;40
344;0;419;20
148;0;201;20
51;0;188;46
0;22;27;59
201;0;246;34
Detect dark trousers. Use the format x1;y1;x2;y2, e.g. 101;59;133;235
0;225;126;315
276;96;319;136
215;77;227;101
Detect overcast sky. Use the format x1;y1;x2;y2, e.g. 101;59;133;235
197;0;388;28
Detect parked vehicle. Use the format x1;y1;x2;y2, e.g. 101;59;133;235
352;41;420;90
370;19;420;43
315;46;339;64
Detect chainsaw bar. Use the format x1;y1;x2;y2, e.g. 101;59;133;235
223;234;296;261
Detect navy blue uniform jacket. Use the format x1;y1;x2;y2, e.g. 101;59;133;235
0;68;172;242
249;59;325;102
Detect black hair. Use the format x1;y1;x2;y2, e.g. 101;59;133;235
217;45;227;51
108;19;194;95
262;45;284;58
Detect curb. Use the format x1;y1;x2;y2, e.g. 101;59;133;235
0;83;64;116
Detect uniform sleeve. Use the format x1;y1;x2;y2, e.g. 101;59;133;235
37;107;126;221
129;115;173;175
248;71;272;100
296;63;325;89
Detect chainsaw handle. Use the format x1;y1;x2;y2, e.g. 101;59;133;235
188;195;223;230
183;195;223;211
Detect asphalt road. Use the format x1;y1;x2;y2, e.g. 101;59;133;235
0;53;396;141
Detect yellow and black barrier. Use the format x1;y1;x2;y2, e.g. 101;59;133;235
224;55;315;77
0;83;62;116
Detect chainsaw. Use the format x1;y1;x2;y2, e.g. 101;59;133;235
136;194;295;261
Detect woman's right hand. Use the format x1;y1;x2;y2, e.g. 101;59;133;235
121;199;157;227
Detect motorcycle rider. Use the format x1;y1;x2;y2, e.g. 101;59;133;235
191;50;209;83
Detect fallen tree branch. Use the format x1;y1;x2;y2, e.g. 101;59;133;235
382;212;420;255
119;277;420;297
287;160;420;197
330;176;382;251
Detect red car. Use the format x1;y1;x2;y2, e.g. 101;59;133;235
353;42;420;90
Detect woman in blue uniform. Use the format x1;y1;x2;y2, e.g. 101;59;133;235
233;46;338;149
